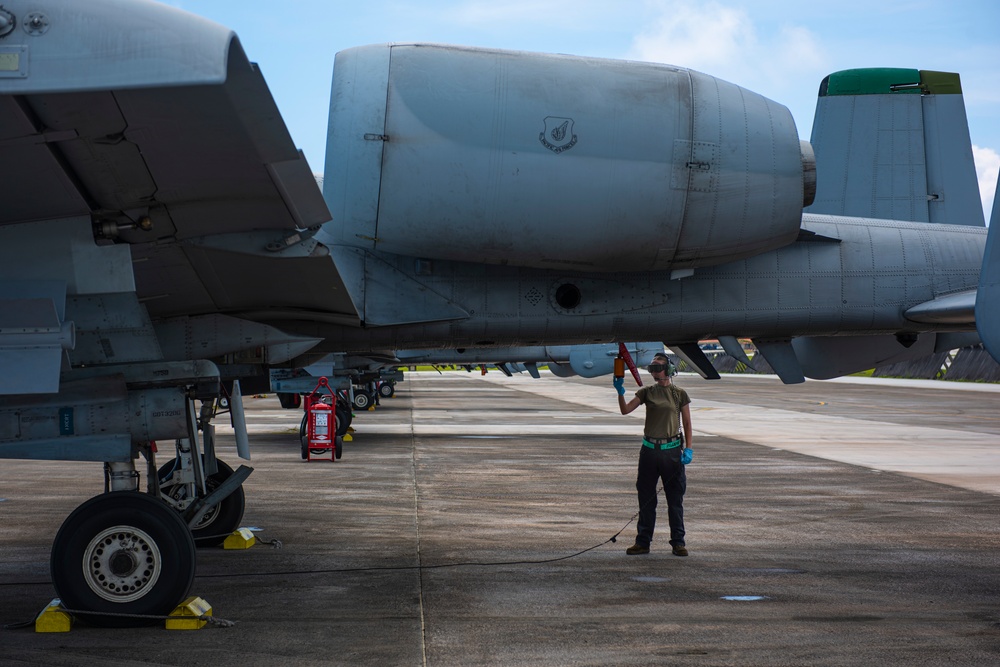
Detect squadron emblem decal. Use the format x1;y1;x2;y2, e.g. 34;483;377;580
539;116;578;153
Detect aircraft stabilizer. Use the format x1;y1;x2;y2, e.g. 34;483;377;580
975;178;1000;363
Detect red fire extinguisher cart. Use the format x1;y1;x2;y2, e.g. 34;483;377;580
302;377;342;462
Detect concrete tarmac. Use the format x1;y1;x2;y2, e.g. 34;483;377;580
1;371;999;666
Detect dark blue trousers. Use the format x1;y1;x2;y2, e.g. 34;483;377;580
635;444;686;547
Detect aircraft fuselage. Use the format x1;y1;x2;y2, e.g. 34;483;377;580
279;214;984;355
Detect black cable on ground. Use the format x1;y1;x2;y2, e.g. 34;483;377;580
197;486;659;580
2;486;663;629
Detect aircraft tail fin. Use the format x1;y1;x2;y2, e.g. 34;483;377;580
975;176;1000;363
806;68;984;227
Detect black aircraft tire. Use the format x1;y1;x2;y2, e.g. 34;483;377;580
299;414;319;458
299;413;308;458
378;382;395;398
157;458;246;548
51;491;196;628
353;391;373;410
335;402;352;436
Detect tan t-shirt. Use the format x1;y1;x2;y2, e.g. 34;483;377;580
636;383;690;438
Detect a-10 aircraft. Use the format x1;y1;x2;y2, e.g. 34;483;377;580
0;0;997;625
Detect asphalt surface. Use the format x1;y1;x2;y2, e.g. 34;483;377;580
1;371;999;666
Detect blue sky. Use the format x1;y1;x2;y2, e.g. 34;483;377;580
165;0;999;221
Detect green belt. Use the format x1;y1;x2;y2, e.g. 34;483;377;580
642;437;682;450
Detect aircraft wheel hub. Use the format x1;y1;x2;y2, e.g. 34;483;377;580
84;525;162;603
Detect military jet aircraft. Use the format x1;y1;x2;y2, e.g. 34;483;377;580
300;46;991;385
0;1;996;626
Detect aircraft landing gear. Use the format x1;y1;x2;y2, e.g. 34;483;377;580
152;394;253;547
8;363;250;627
50;491;196;628
158;458;246;547
352;389;374;410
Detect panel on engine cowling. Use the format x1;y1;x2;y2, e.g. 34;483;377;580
324;43;808;273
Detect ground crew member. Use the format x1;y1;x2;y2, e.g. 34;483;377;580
613;352;693;556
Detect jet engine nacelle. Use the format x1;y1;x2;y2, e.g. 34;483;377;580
325;44;813;272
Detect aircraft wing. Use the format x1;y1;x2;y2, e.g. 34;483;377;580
0;1;358;327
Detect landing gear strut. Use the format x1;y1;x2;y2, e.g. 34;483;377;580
158;457;246;547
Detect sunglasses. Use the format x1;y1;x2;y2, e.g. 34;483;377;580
647;363;670;373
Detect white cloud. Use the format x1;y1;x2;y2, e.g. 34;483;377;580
624;0;827;136
974;144;1000;225
626;2;823;79
627;2;756;72
773;24;825;73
